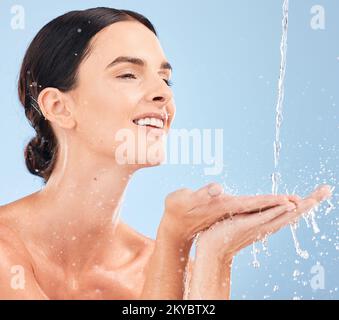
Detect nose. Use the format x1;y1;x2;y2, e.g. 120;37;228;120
144;77;173;106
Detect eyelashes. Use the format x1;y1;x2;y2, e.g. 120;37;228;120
117;73;173;87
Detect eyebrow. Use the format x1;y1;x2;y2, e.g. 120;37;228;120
105;56;172;72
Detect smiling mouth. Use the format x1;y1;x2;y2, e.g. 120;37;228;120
132;118;165;129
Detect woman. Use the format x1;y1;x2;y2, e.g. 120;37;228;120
0;7;331;300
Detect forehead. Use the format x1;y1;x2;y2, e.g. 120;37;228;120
87;20;167;65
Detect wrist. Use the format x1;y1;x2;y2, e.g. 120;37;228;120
196;237;234;265
157;213;193;250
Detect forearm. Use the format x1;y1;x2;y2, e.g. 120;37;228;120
140;223;193;300
187;244;232;300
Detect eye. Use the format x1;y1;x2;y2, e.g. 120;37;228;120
117;73;173;87
117;73;137;79
163;79;173;87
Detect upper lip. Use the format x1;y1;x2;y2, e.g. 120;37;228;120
132;112;168;125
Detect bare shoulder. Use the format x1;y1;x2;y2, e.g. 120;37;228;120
0;192;37;226
0;199;40;277
0;218;33;269
0;219;48;299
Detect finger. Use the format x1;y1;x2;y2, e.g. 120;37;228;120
305;184;332;202
190;183;225;206
287;194;302;205
244;194;301;214
246;202;296;226
191;194;291;228
224;194;291;215
258;192;328;236
245;203;286;214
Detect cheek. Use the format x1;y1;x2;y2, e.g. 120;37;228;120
74;88;137;152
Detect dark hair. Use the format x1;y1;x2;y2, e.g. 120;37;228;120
18;7;157;184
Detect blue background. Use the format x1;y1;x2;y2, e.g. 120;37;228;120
0;0;338;299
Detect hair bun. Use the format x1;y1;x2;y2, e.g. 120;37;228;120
24;132;54;180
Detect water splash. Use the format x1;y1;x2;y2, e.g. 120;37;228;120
309;207;320;234
290;223;309;259
261;234;271;256
251;243;260;268
325;199;335;215
325;187;336;215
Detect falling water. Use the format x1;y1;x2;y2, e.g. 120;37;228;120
270;0;312;260
271;0;289;196
252;0;292;267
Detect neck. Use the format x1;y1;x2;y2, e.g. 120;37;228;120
30;138;138;272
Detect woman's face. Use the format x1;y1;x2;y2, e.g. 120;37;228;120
68;20;176;169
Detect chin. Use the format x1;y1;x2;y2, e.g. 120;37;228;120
113;128;167;168
132;149;166;170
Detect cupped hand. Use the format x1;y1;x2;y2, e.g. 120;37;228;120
195;184;332;260
160;182;301;243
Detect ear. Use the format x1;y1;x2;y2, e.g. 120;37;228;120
37;87;76;129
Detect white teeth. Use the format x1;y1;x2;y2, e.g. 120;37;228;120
134;117;164;128
144;117;150;124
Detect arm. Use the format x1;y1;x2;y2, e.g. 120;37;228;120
140;222;193;299
187;245;232;300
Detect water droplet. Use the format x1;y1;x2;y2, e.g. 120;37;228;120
325;199;335;215
251;243;260;268
293;269;300;278
77;28;82;33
